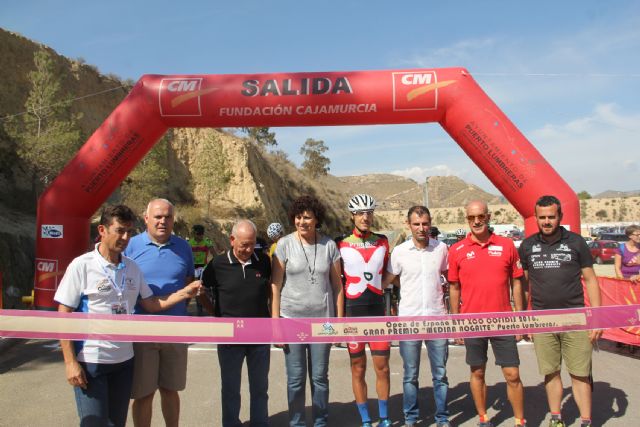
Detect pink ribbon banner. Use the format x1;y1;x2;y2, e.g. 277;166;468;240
1;305;639;344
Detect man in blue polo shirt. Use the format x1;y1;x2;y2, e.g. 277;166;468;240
124;198;195;427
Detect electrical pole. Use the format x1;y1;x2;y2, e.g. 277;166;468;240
424;176;429;207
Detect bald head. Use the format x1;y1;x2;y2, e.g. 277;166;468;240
465;200;488;214
465;200;491;240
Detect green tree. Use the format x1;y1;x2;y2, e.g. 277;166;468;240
577;191;592;200
580;200;588;219
120;137;170;212
7;48;82;188
595;209;608;220
300;138;330;177
241;127;277;148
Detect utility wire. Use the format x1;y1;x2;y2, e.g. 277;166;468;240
0;85;129;122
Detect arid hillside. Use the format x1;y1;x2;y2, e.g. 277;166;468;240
1;28;638;309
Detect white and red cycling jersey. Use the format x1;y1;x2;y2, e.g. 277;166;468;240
336;228;389;307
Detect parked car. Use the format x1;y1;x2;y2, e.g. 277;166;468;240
442;237;458;247
589;240;620;264
597;233;627;242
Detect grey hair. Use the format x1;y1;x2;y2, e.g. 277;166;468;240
231;219;257;237
145;198;175;217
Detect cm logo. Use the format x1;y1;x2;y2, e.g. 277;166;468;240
392;71;456;111
167;80;199;92
37;261;56;272
400;73;433;85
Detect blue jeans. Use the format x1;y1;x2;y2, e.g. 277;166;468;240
399;339;449;424
284;343;331;427
218;344;270;427
73;358;134;427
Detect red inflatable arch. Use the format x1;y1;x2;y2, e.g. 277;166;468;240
33;67;579;309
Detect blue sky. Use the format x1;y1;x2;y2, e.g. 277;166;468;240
2;0;639;194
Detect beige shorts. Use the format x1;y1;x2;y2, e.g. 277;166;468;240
130;342;188;399
533;331;592;377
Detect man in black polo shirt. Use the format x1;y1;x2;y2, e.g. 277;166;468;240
201;219;271;427
518;195;601;427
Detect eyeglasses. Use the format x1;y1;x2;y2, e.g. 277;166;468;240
354;210;374;217
466;214;488;222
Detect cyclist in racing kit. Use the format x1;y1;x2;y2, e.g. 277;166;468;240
189;225;215;275
455;227;466;242
266;222;285;259
336;194;392;427
189;224;215;315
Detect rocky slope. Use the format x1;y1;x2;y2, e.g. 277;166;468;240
1;28;638;309
338;174;503;209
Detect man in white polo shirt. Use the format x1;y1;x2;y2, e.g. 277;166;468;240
55;205;201;427
383;205;450;427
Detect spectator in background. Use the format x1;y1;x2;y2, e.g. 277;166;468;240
429;226;440;240
189;224;215;315
614;224;640;282
267;222;285;259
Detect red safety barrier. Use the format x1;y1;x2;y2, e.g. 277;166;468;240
598;276;640;346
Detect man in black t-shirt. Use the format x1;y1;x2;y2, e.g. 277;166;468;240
201;219;271;427
519;195;601;427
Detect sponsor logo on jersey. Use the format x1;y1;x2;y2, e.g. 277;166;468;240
392;71;456;111
488;245;504;257
558;244;571;252
551;253;572;262
466;251;476;260
97;283;112;293
159;78;218;117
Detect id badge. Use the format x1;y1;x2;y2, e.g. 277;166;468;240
111;301;129;315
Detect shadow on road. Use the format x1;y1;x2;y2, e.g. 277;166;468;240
598;339;639;360
0;339;61;374
262;380;629;426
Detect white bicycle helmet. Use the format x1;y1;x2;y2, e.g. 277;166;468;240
348;194;377;212
455;228;466;236
267;222;284;240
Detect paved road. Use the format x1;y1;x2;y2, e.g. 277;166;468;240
1;264;635;426
1;338;638;426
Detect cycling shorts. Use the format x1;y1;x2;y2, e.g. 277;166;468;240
346;304;390;358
